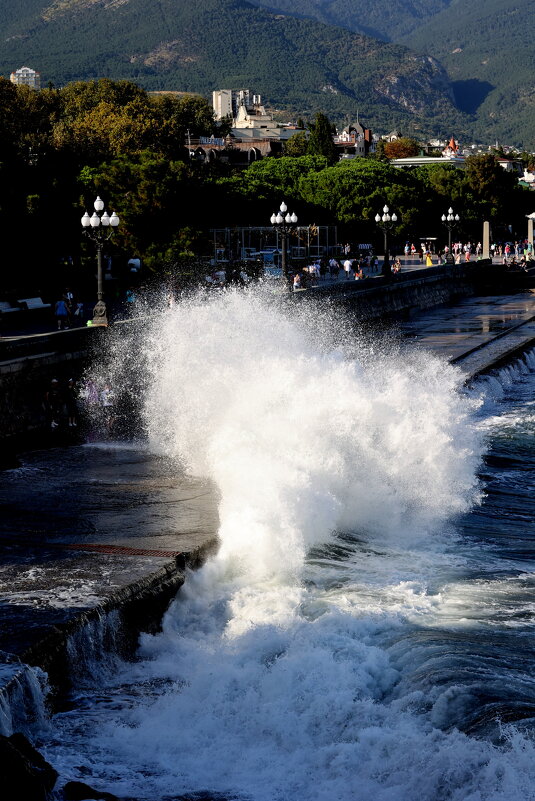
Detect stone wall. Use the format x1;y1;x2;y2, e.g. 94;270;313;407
0;328;101;465
301;261;491;320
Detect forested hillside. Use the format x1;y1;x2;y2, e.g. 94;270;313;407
252;0;450;41
2;0;533;145
0;0;465;137
252;0;535;147
401;0;535;147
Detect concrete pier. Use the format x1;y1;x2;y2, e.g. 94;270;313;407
1;287;535;732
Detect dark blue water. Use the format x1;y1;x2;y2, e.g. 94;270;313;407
22;291;535;801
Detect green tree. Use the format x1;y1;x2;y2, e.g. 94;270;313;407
383;137;421;159
151;93;217;159
80;151;201;269
373;138;389;162
299;158;419;223
463;153;520;224
307;112;338;165
284;132;309;157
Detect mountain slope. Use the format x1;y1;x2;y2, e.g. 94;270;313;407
400;0;535;147
250;0;450;42
249;0;535;147
0;0;465;136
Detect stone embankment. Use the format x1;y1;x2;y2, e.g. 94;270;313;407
303;261;489;318
1;265;535;799
0;327;102;466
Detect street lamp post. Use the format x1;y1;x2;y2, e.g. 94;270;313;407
270;202;298;285
81;196;120;327
374;205;398;278
441;207;460;252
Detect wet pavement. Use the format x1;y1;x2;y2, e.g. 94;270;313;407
401;292;535;374
0;444;219;659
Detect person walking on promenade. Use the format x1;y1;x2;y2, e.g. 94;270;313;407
55;297;69;330
45;378;64;429
343;258;353;280
329;257;340;280
65;378;78;428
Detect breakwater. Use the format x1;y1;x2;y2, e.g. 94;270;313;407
2;287;535;800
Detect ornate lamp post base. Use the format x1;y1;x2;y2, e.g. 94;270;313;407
92;299;109;326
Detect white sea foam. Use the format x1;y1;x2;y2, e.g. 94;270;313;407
142;290;482;580
46;291;535;801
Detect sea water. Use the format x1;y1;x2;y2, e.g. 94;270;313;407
44;290;535;800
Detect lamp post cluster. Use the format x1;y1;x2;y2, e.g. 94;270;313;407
374;205;398;277
441;207;460;251
81;196;120;327
270;202;298;283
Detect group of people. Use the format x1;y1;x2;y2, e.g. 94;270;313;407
44;376;116;434
54;287;84;330
291;254;381;290
491;241;534;267
44;377;79;430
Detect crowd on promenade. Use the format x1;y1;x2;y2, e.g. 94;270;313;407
4;237;535;335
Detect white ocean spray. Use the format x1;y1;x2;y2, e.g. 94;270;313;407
48;290;535;801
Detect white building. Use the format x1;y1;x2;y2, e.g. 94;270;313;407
213;88;298;141
10;66;41;89
213;89;260;120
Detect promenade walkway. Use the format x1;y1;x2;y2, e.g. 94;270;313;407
402;292;535;376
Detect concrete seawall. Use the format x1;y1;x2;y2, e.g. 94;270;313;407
0;327;100;465
1;268;535;765
0;451;220;734
299;261;493;319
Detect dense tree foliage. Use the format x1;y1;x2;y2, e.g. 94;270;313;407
284;132;308;157
1;79;532;299
383;138;421;159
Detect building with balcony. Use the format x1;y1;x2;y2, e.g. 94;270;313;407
334;121;375;159
10;66;41;89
